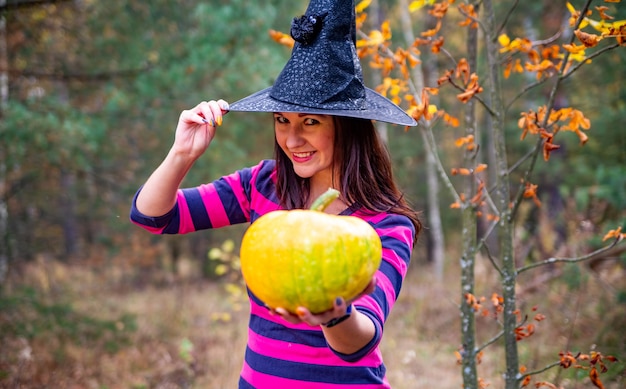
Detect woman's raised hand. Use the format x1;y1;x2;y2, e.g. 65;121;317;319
173;99;229;160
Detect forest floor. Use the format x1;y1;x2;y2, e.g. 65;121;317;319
1;250;624;389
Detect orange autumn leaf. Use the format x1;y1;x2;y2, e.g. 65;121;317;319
595;6;614;20
429;2;450;18
521;376;532;387
455;134;474;148
457;73;483;103
486;214;500;222
559;108;591;144
574;29;603;47
437;69;453;86
431;36;445;53
451;167;472;176
442;111;460;127
491;293;503;307
474;164;488;173
525;59;557;80
535;382;558;389
355;12;368;29
454;350;462;364
559;351;579;368
269;29;295;48
543;138;561;161
406;88;436;123
523;182;542;207
562;43;587;54
458;3;478;28
589;366;605;389
470;181;485;204
542;45;560;60
602;226;625;241
476;350;484;364
504;59;524;78
456;58;471;84
518;110;541;139
421;20;442;37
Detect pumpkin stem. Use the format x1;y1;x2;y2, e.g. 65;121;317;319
310;188;340;212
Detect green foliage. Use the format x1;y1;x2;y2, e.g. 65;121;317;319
0;287;137;354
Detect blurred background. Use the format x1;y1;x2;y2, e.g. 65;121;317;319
0;0;624;388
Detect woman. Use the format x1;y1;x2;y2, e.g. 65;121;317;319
131;0;421;387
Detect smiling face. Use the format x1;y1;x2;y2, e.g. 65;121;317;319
274;112;336;187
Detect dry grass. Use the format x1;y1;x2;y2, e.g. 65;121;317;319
1;251;624;389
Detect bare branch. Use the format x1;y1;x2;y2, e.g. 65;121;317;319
561;42;621;81
477;329;504;353
509;138;542;222
420;125;463;204
519;361;561;381
495;0;520;39
480;238;503;276
506;143;540;175
517;237;623;274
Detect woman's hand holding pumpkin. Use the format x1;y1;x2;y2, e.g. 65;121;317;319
272;277;377;327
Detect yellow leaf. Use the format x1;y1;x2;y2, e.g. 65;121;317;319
222;239;235;253
208;247;222;260
498;33;511;47
409;0;427;12
355;0;372;14
215;264;229;276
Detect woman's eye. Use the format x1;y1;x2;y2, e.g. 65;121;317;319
275;116;288;124
304;118;319;125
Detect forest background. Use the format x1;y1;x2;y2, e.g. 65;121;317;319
0;0;624;388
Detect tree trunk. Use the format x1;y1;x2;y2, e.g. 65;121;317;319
483;1;519;388
0;0;9;285
398;0;445;280
459;4;479;387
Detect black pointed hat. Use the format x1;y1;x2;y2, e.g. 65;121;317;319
229;0;417;126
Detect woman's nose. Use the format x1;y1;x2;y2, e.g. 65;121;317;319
285;127;305;149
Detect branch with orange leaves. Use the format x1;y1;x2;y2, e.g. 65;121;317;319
508;0;595;223
354;28;466;206
517;233;624;275
446;76;497;117
562;41;621;80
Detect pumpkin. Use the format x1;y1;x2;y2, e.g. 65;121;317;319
240;188;382;314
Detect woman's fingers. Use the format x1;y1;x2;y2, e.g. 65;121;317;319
197;100;229;127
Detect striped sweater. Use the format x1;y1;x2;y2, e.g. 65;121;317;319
130;159;415;388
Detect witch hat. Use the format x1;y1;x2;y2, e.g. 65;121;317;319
229;0;417;126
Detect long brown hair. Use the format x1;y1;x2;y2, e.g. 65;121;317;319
274;116;421;242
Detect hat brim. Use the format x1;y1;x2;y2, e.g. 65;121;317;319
229;87;417;127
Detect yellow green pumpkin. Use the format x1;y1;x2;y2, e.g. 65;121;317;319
240;188;382;314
